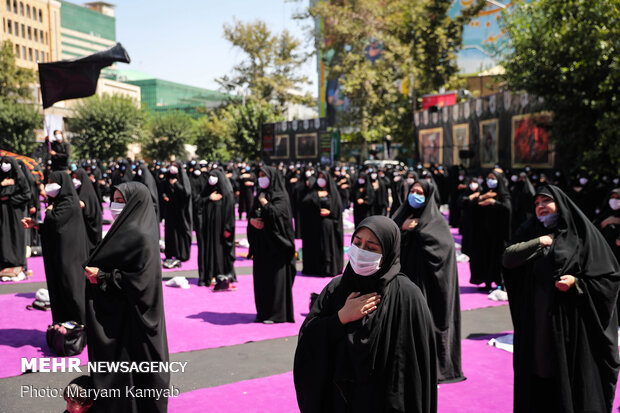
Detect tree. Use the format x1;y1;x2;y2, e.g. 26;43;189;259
0;100;42;155
0;40;36;102
220;20;313;109
500;0;620;175
227;98;282;160
70;94;144;160
306;0;483;145
195;109;233;161
143;111;196;161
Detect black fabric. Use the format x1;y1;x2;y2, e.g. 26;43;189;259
247;166;295;323
196;169;236;286
50;140;70;171
511;172;536;233
163;164;192;261
370;173;388;216
468;170;512;287
389;173;407;218
392;180;464;383
0;156;31;269
350;173;375;227
74;168;102;251
294;216;437;413
133;163;160;221
503;184;620;413
39;43;131;108
85;182;169;413
237;169;255;217
41;171;88;324
299;170;344;276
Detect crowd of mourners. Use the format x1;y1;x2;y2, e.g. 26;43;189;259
0;131;619;413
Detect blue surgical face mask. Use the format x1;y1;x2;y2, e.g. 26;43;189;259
537;212;559;229
408;193;425;208
486;178;498;189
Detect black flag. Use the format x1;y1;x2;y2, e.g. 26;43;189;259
38;42;131;109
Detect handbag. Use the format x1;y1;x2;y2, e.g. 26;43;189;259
46;321;86;356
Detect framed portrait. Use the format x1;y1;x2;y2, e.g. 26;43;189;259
419;128;443;166
295;133;318;159
479;119;499;167
511;113;553;168
271;134;289;159
452;123;469;166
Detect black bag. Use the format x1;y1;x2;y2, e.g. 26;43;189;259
46;321;86;356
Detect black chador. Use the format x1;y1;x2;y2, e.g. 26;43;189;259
392;179;464;383
133;162;160;220
197;170;236;286
247;166;295;323
299;170;344;276
73;168;102;251
0;156;31;270
237;167;255;219
350;172;375;227
41;171;88;324
163;163;192;263
85;182;169;413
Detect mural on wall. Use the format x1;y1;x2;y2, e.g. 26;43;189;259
296;133;319;159
452;123;470;165
419;128;443;166
511;113;553;168
479;119;499;167
272;135;290;159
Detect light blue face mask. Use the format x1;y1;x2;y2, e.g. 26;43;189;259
486;178;498;189
537;212;559;229
408;193;425;208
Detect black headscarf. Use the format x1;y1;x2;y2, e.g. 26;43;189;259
294;216;437;413
133;162;160;218
74;168;102;250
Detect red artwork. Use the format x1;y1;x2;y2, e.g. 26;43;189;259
512;114;552;167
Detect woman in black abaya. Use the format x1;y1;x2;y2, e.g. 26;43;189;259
299;170;344;276
73;168;102;251
392;179;464;383
84;182;169;413
350;171;375;227
162;162;192;267
503;184;620;413
133;162;160;220
196;169;236;286
23;171;88;324
0;156;31;272
294;216;437;413
247;166;295;323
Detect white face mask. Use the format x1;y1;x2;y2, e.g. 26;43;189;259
347;243;382;276
358;178;365;185
72;178;81;189
194;170;201;177
110;202;125;220
317;178;327;188
458;175;464;181
45;183;61;198
54;134;63;142
609;198;620;211
137;169;143;176
511;175;518;183
1;162;11;172
579;177;588;186
370;173;378;180
305;170;313;178
169;165;179;175
393;175;401;182
406;178;414;185
469;182;479;192
208;176;218;186
258;176;270;189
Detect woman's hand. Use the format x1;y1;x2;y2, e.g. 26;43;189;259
317;190;328;198
250;218;264;230
356;198;364;205
468;192;480;201
539;235;554;246
79;200;85;209
555;275;575;292
84;266;99;284
223;230;231;238
320;208;330;217
210;192;223;201
258;192;268;206
601;216;620;229
338;292;381;324
401;218;419;231
21;217;35;229
1;178;14;187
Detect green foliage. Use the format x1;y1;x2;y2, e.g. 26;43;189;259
500;0;620;174
220;19;313;109
0;100;42;155
195;109;233;161
70;94;144;160
143;111;197;161
307;0;484;143
0;40;36;103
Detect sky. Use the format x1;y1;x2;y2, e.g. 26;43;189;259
110;0;318;96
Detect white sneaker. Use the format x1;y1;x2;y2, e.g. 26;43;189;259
238;238;250;249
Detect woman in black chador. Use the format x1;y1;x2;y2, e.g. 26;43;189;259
73;168;102;251
468;169;512;289
503;184;620;413
392;179;464;384
162;162;192;268
84;182;170;413
299;170;344;276
23;171;88;324
350;171;375;227
0;156;31;272
294;216;437;413
247;166;295;323
196;169;236;286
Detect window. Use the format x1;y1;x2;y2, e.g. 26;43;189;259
32;6;35;19
7;19;11;34
12;0;16;13
38;10;42;22
35;50;38;61
33;28;37;42
28;47;32;61
20;23;24;38
5;0;9;12
39;29;43;42
13;21;17;34
19;2;23;15
27;26;31;40
26;4;29;18
21;45;25;59
15;44;19;58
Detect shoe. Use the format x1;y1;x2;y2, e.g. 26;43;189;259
172;259;181;268
262;320;275;324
